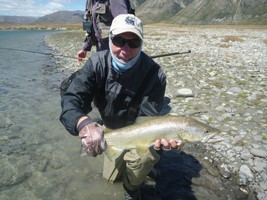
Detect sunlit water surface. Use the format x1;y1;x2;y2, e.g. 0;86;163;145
0;30;123;200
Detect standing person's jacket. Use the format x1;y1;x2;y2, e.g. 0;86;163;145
60;50;166;136
83;0;134;51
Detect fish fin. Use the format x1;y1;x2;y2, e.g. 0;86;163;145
80;152;87;157
80;144;87;157
204;135;224;143
134;145;151;157
202;133;222;143
104;146;128;161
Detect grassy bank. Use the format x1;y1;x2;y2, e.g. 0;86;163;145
0;22;82;30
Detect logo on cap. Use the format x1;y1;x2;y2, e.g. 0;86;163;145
125;16;135;26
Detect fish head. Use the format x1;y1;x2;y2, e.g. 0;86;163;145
180;117;221;143
200;126;221;143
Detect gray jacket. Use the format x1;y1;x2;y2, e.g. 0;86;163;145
83;0;134;51
60;50;166;135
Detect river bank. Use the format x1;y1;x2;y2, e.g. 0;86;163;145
45;25;267;199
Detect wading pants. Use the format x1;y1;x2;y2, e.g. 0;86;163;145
102;146;161;191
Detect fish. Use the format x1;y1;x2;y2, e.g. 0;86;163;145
103;115;220;160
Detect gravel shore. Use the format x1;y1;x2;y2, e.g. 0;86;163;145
45;25;267;199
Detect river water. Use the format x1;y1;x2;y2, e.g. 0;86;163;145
0;30;123;200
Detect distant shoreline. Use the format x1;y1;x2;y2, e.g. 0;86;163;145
1;22;267;31
0;22;82;30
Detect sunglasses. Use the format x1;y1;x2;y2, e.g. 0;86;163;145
111;36;141;48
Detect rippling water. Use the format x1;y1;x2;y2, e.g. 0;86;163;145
0;30;123;200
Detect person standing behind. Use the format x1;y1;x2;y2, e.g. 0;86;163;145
60;14;182;200
77;0;135;61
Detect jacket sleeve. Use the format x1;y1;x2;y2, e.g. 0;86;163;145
109;0;131;17
139;67;167;116
82;40;93;51
59;60;96;136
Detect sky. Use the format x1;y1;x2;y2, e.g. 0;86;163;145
0;0;85;17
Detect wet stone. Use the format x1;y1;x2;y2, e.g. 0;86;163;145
238;165;254;185
206;166;220;177
218;164;231;179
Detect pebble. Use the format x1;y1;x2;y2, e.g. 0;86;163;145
253;158;267;173
240;149;253;160
257;193;267;200
250;148;267;158
260;182;267;191
238;166;253;186
218;163;231;179
227;87;242;95
176;88;194;97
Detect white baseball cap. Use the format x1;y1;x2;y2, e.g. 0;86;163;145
110;14;143;40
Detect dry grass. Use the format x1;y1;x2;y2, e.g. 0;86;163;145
1;22;267;31
146;23;267;31
221;35;245;42
218;44;232;48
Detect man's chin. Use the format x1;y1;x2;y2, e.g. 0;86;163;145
119;58;129;63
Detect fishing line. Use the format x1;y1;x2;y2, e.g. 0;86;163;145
0;47;77;59
0;47;191;60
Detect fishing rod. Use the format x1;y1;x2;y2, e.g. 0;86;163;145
150;50;191;59
0;47;191;60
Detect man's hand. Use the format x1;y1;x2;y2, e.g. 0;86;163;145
77;50;87;61
153;139;182;151
78;121;106;157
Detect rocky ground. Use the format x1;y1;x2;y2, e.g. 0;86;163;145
45;25;267;200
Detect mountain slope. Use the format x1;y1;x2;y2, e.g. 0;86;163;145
170;0;267;24
0;0;266;25
134;0;183;23
0;16;38;23
35;11;84;23
135;0;267;24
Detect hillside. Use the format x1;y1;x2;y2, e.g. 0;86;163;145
0;16;37;23
0;0;266;25
35;11;84;23
135;0;267;24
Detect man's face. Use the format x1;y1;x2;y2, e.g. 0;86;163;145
110;32;141;63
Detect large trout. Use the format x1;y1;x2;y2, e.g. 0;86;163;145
103;115;220;160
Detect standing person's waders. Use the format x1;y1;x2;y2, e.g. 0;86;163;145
102;147;161;191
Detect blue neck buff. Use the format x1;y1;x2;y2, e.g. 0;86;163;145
109;37;143;73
